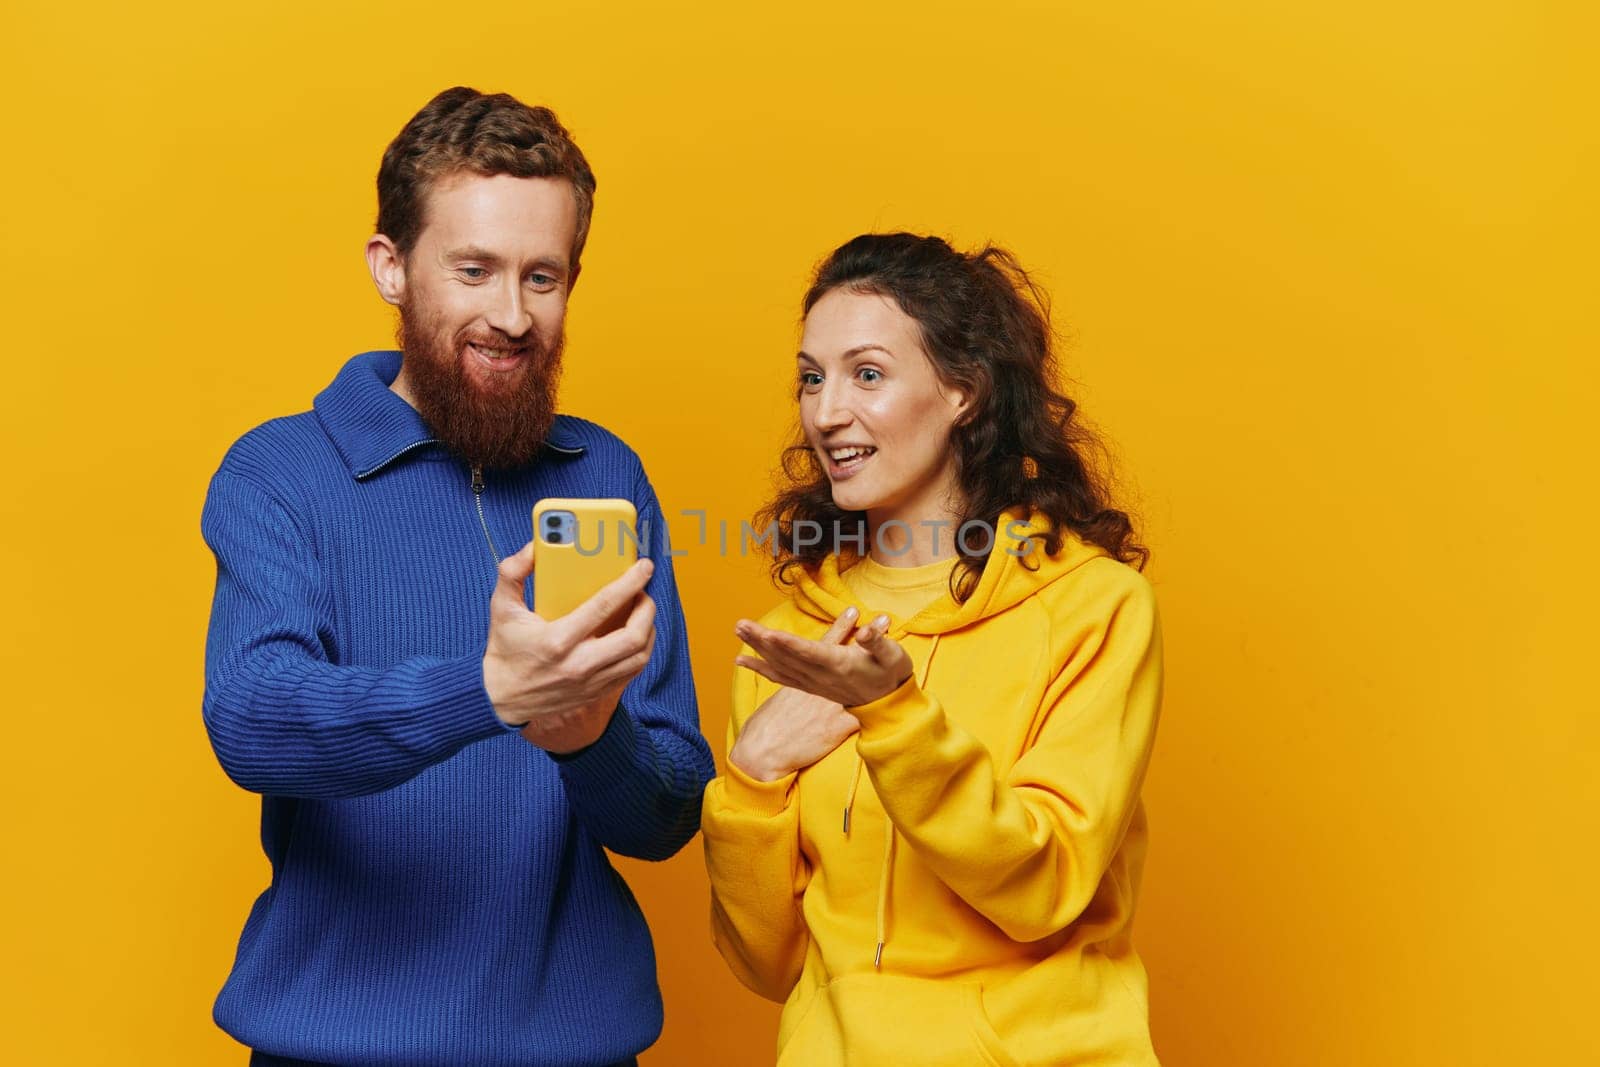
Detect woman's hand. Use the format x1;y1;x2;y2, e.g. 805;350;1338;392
728;608;865;782
735;608;913;710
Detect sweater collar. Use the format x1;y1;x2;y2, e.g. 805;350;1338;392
314;350;586;480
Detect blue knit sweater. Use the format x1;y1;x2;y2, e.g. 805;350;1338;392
200;351;713;1066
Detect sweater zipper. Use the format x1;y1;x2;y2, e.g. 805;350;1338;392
470;465;501;563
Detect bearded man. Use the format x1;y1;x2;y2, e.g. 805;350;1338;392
199;87;712;1067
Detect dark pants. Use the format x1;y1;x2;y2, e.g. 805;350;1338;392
251;1054;639;1067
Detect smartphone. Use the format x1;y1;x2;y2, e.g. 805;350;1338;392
531;498;640;626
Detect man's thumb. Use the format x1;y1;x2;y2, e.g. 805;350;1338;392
493;540;536;606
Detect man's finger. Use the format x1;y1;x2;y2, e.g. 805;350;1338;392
492;540;537;611
592;636;655;690
559;558;656;639
583;594;658;671
624;589;658;640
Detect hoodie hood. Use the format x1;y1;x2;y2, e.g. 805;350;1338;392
789;509;1110;634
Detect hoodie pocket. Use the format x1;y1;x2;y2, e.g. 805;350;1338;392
777;973;1020;1067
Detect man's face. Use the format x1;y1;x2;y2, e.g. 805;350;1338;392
389;171;580;469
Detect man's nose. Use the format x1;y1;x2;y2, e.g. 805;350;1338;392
484;279;532;338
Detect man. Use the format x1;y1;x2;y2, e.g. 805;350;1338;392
200;87;713;1067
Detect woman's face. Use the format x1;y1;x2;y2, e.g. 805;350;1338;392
797;288;969;521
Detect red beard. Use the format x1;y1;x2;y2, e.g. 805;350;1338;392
397;297;565;471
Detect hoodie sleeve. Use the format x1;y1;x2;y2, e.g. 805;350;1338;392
701;661;814;1002
850;568;1163;943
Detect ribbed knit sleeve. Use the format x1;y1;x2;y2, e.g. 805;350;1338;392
201;470;512;798
550;461;715;860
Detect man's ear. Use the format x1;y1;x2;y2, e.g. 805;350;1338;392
365;234;406;306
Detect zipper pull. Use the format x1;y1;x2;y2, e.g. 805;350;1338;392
471;465;485;495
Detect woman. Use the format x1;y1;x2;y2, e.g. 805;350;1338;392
701;233;1163;1066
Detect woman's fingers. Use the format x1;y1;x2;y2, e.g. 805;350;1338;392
861;631;901;665
854;613;891;644
736;654;796;689
820;607;859;645
748;625;840;673
733;612;909;708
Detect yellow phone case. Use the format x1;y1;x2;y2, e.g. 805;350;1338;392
531;498;640;621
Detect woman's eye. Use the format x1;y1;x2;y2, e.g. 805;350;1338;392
799;371;823;389
858;368;883;384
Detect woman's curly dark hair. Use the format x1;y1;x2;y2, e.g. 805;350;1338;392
757;232;1147;602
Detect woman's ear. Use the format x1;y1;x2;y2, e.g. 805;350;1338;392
945;366;989;427
946;383;974;427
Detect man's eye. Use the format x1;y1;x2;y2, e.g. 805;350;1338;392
460;267;488;280
527;273;556;287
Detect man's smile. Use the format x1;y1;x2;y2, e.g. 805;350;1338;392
466;341;528;372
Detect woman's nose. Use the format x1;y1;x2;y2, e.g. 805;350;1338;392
810;380;853;431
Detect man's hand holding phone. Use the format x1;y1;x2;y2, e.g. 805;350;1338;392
482;541;658;754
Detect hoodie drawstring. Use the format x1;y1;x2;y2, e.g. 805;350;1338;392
843;758;864;835
874;829;895;968
843;631;941;969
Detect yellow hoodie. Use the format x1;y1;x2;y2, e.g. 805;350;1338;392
702;512;1164;1066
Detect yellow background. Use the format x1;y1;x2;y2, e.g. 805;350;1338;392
2;2;1593;1064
